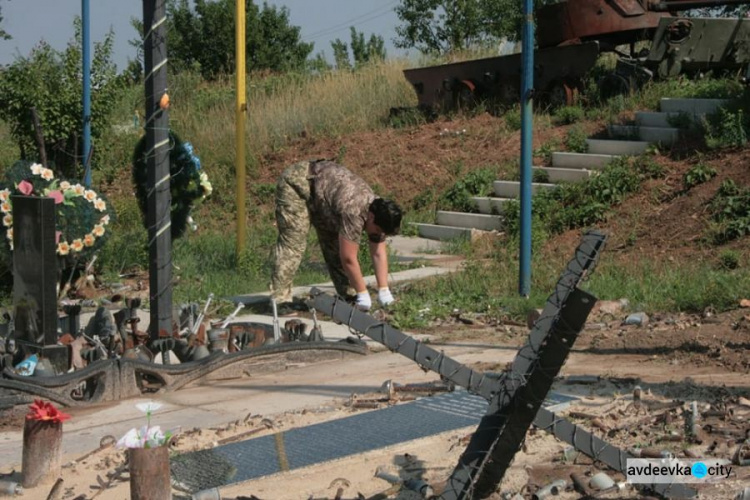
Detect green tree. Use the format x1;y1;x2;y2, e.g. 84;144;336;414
331;38;350;70
394;0;539;54
0;19;120;176
331;27;386;70
133;0;314;79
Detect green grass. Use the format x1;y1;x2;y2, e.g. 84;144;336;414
391;241;750;329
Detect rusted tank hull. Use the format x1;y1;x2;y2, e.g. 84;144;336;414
402;42;600;111
536;0;671;49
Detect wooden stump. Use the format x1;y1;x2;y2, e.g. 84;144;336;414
129;446;171;499
22;419;62;488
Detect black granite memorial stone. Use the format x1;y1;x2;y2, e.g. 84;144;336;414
12;195;58;346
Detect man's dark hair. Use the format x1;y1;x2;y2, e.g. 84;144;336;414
369;198;403;235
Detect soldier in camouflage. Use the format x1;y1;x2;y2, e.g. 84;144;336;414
270;160;403;311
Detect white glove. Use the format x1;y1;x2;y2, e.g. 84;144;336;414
378;288;395;307
355;291;372;311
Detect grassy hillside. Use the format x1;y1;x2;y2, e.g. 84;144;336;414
0;58;749;323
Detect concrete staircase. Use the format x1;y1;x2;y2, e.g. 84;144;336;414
414;98;727;241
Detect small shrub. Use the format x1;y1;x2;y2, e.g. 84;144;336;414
683;161;717;189
504;107;522;131
564;126;588;153
553;105;584;125
534;139;560;163
532;168;550;183
633;155;665;179
387;106;428;128
438;168;496;212
718;250;740;270
709;179;750;243
703;108;747;150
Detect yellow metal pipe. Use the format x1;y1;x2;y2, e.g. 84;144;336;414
235;0;247;256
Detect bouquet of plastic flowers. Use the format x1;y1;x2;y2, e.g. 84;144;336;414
116;401;173;449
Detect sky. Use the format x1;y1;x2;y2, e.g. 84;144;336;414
0;0;406;71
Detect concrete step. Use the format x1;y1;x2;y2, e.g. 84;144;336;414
493;180;557;198
552;152;618;170
659;98;727;115
609;124;679;145
635;111;682;128
471;196;513;215
414;223;473;241
534;166;591;183
586;139;649;156
435;211;503;231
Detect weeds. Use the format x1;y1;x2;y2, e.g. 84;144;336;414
437;167;496;212
683;160;717;189
504;107;522;131
708;179;750;243
702;108;747;150
564;126;588;153
718;250;740;270
553;105;584;125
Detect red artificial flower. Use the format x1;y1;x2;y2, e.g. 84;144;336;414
26;399;71;423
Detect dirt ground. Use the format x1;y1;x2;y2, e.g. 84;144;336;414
1;303;749;500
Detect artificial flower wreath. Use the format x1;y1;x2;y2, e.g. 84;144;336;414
132;131;212;240
0;160;114;263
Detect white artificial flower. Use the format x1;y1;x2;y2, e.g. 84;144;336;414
145;425;167;448
116;428;145;449
30;163;43;175
136;401;163;414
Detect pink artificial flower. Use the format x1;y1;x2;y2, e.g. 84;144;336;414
55;231;62;244
47;190;64;204
18;180;33;196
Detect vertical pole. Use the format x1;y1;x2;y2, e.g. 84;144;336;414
143;0;173;346
82;0;92;187
519;0;534;297
235;0;247;256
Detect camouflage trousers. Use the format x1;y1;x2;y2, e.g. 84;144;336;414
270;162;353;302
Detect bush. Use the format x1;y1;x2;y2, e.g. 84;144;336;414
702;108;747;150
718;250;740;270
553;105;584;125
564;126;588;153
709;179;750;243
504;107;522;131
683;161;717;189
438;168;496;212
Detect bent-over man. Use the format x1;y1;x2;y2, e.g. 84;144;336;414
270;159;403;311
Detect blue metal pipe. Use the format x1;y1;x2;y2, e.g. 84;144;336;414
82;0;92;187
519;0;535;297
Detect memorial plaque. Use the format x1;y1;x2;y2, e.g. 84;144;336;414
12;195;58;346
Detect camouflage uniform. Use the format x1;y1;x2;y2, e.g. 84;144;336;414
270;160;376;302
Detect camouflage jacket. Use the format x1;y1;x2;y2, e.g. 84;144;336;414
307;160;376;242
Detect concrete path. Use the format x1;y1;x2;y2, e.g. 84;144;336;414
0;338;497;467
230;235;463;305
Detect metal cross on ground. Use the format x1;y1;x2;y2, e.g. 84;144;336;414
309;230;696;499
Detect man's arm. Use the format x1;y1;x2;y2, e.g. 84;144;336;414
339;235;366;294
369;239;389;289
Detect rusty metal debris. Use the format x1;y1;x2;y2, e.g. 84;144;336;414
0;341;366;407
